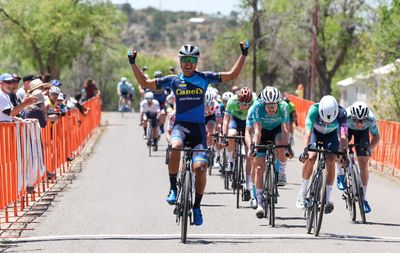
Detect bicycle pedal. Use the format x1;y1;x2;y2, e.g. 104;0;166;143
342;194;347;200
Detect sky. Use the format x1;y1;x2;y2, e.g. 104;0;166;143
111;0;241;15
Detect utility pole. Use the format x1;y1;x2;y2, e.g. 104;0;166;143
310;0;318;101
251;0;260;93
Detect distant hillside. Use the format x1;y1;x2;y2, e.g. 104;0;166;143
116;4;241;58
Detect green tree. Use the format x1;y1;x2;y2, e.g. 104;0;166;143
0;0;125;78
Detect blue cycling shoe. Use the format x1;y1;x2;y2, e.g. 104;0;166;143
337;175;346;190
363;200;371;214
166;190;176;205
193;208;203;226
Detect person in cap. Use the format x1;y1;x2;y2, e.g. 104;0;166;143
21;90;47;128
16;75;35;102
28;78;52;94
9;74;21;107
50;79;62;87
0;73;37;122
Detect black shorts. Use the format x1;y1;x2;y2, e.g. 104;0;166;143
228;115;246;135
145;112;158;128
256;125;282;157
348;128;370;156
205;114;217;125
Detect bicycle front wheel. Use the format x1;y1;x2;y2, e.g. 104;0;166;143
314;168;326;236
268;165;276;226
181;170;191;243
146;124;152;157
354;167;366;224
345;171;356;222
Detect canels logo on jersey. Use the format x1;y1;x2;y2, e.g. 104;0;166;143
176;88;204;95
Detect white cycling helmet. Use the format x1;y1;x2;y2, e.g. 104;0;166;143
49;86;61;95
178;44;200;58
222;91;234;101
205;90;214;106
121;77;127;82
318;95;338;123
350;101;369;120
260;86;280;103
144;92;154;100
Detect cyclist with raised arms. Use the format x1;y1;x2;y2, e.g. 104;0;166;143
222;87;255;200
336;101;380;213
128;41;250;226
297;95;347;214
249;86;292;218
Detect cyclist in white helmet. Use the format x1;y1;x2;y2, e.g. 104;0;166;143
249;86;293;218
296;95;348;214
140;91;161;151
335;101;380;214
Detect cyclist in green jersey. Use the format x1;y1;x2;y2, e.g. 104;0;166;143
283;97;298;145
222;87;255;200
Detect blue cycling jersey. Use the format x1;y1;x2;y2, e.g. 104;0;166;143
156;71;221;123
118;81;131;93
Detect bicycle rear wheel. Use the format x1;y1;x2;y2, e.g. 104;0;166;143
314;168;326;236
345;170;356;222
181;170;191;243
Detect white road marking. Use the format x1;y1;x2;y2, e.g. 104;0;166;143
2;233;400;243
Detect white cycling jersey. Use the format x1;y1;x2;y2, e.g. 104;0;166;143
205;99;221;117
140;99;160;114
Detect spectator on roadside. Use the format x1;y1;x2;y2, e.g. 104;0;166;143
82;79;99;101
56;93;68;116
50;79;62;88
21;90;47;128
16;74;35;103
28;78;52;94
0;73;37;122
9;74;22;107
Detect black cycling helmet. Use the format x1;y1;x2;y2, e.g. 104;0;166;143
178;44;200;58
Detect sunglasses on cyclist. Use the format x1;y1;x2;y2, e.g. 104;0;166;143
238;101;250;106
180;56;198;64
353;118;366;124
265;102;278;108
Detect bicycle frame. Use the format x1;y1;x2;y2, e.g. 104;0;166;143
167;146;209;244
254;143;290;226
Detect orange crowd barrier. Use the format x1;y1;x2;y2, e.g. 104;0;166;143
0;96;101;223
285;93;400;176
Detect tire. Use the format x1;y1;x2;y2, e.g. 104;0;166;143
314;168;326;236
268;164;276;226
346;172;356;222
354;168;366;224
263;164;271;220
236;155;243;209
146;123;152;157
181;171;191;244
306;170;318;234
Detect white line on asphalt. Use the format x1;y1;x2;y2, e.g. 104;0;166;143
2;234;400;243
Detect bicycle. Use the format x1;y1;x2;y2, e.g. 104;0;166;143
145;117;158;156
224;134;245;209
253;142;291;226
212;133;229;190
342;143;368;224
167;146;209;244
120;96;131;118
303;142;343;236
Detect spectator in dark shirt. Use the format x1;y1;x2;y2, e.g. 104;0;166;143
82;79;99;100
21;90;47;128
9;74;21;107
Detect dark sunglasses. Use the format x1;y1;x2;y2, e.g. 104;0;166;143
180;56;198;64
353;118;366;124
265;102;278;108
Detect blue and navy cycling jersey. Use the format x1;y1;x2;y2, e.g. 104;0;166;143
156;71;221;123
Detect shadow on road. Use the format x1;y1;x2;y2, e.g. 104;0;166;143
364;221;400;227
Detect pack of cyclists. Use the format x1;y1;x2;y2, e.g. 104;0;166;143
127;41;380;228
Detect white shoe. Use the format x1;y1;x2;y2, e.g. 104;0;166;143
296;193;306;209
256;205;264;219
250;197;258;209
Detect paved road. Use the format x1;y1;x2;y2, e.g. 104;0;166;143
4;112;400;252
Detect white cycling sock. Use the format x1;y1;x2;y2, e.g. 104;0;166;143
227;150;234;163
279;161;286;175
256;189;264;203
362;185;368;200
336;162;345;176
325;185;333;203
300;178;309;196
246;175;251;190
